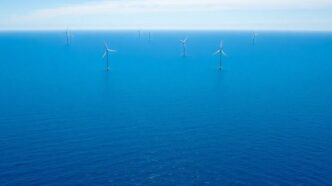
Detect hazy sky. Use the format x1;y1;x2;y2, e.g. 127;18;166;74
1;0;332;30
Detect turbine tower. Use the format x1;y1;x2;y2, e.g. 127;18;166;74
102;42;117;71
214;40;227;70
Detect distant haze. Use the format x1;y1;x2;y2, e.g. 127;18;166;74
1;0;332;31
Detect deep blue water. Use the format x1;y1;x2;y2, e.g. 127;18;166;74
0;31;332;185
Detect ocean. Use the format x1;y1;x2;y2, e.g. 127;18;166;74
0;31;331;185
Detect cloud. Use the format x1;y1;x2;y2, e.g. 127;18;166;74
3;0;332;30
9;0;332;20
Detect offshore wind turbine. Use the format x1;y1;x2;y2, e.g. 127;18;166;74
180;37;188;57
102;42;117;71
214;40;227;70
138;30;141;40
252;32;257;46
65;28;73;46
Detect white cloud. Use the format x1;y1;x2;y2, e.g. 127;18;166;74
2;0;332;30
9;0;332;19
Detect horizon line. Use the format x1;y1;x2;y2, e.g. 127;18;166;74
1;27;332;33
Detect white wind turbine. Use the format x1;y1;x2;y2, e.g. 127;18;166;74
180;37;188;57
214;40;227;70
138;30;141;40
66;28;73;46
102;42;117;71
252;32;257;46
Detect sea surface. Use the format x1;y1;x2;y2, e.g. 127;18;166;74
0;31;331;185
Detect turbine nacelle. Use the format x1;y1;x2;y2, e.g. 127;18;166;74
103;42;117;57
214;49;226;56
180;37;188;45
214;40;226;56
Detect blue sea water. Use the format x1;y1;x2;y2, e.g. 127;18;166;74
0;31;332;185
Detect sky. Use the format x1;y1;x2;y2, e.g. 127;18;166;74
0;0;332;31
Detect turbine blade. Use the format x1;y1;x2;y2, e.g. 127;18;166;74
214;50;221;55
108;49;117;53
102;52;106;58
104;42;109;49
222;50;227;56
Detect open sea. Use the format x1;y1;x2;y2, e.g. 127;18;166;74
0;31;332;185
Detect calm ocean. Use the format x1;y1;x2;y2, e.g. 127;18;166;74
0;31;331;185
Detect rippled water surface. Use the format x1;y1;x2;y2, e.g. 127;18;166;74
0;31;332;185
